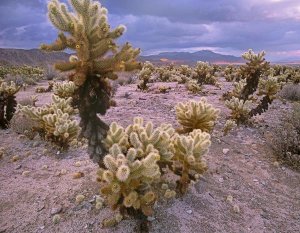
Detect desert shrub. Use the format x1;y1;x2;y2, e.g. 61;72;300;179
0;81;21;129
176;98;220;133
44;64;59;80
98;117;211;226
4;74;25;86
271;104;300;169
10;112;37;139
279;84;300;101
18;96;38;107
35;81;54;93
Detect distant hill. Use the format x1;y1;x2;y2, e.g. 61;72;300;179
0;48;69;66
1;48;300;67
140;50;244;65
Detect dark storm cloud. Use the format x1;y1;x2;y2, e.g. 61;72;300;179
0;0;300;60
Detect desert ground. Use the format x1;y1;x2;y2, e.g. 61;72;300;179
0;77;299;233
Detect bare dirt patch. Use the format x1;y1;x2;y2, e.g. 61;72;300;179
0;78;299;233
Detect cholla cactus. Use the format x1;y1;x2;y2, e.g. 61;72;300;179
223;120;237;136
258;76;280;99
104;118;174;163
178;65;194;77
232;79;247;98
42;0;141;163
137;62;154;91
239;49;270;100
185;79;202;93
193;61;218;85
224;65;240;82
0;81;21;129
53;81;77;98
100;117;212;224
176;98;220;133
225;97;252;124
98;144;160;216
172;129;210;193
19;94;79;148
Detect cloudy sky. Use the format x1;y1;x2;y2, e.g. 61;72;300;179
0;0;300;61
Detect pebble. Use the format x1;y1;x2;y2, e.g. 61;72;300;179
52;214;61;224
273;161;280;167
186;210;193;214
72;172;84;179
42;165;48;170
222;148;230;155
226;195;233;203
218;177;224;183
147;216;155;222
75;194;85;204
33;141;40;147
12;155;20;162
51;206;63;215
15;164;22;170
22;171;31;176
74;161;81;167
233;205;240;213
253;179;259;182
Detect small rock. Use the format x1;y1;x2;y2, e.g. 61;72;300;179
273;161;280;167
147;216;155;222
42;165;48;170
60;169;67;175
22;171;31;176
12;155;20;162
186;210;193;214
56;151;60;155
72;172;84;179
253;179;259;182
74;161;81;167
222;148;230;155
18;135;26;140
25;151;31;157
76;194;85;204
33;141;40;147
51;206;63;215
115;213;123;223
95;202;103;210
52;214;61;224
15;164;22;170
233;205;240;213
218;177;224;183
226;195;233;203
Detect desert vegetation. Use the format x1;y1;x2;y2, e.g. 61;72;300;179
0;0;300;233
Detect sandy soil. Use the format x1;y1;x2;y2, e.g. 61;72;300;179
0;78;299;233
